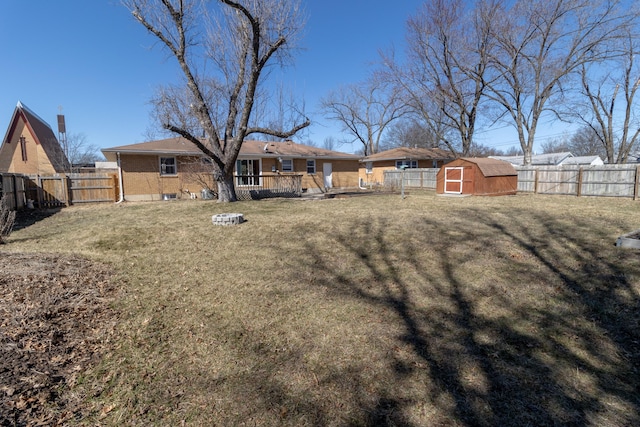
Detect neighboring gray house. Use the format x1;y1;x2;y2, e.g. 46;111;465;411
490;152;573;166
561;155;604;166
491;152;604;166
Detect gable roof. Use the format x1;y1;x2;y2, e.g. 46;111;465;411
102;138;360;160
360;147;453;163
2;101;69;172
490;152;573;166
560;155;604;166
459;157;517;177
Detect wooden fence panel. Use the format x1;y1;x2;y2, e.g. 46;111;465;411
1;174;17;210
384;169;439;189
38;176;69;208
68;173;116;203
534;167;579;195
13;175;27;210
515;165;640;199
580;166;636;198
516;168;537;193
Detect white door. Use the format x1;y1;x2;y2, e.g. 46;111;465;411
444;167;464;194
323;162;333;189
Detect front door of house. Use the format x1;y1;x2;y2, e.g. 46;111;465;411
444;167;464;194
323;162;333;189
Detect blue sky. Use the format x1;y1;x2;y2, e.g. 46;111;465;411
0;0;546;155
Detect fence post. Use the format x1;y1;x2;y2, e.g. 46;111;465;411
534;168;539;194
635;166;640;201
12;174;18;209
36;175;43;209
577;167;583;197
64;175;71;206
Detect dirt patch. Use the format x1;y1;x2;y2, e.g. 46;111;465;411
0;252;118;426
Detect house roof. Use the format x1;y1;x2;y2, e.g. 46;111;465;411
102;137;360;160
2;101;69;172
490;152;573;166
458;157;517;177
561;155;604;165
360;147;453;163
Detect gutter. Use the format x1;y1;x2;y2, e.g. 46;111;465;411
116;152;125;203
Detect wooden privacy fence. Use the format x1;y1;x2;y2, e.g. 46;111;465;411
515;165;640;199
0;173;118;209
384;169;439;189
384;165;640;200
1;173;28;210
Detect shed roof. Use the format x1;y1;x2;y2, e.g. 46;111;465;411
360;147;452;163
103;138;359;160
459;157;517;177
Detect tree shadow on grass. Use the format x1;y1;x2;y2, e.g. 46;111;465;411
96;204;639;426
12;208;62;231
294;208;640;426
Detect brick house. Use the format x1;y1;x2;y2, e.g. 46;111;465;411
102;138;360;201
359;147;453;187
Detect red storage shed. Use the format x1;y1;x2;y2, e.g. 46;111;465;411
436;158;517;196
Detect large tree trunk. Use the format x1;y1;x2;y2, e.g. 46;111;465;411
216;173;237;203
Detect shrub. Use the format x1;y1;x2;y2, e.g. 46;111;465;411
0;194;16;243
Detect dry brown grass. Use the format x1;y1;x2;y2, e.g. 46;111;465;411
4;191;640;426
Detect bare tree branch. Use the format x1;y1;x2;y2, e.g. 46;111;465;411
483;0;631;164
321;78;409;156
123;0;308;201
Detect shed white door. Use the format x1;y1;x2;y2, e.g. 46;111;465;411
323;162;333;189
444;167;464;194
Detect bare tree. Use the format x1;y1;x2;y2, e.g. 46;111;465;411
576;29;640;163
384;0;495;156
540;137;571;154
468;142;507;157
123;0;309;202
380;119;440;151
483;0;629;165
320;78;408;156
65;133;104;169
322;136;336;151
568;126;608;157
503;146;523;156
540;127;608;157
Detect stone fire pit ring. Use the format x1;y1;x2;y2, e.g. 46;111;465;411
212;213;245;226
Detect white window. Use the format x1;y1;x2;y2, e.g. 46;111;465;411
160;157;177;175
281;158;293;172
396;160;417;169
365;162;373;174
306;159;316;174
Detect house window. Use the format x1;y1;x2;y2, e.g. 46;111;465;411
281;158;293;172
365;162;373;174
306;159;316;174
160;157;177;175
236;159;260;186
19;136;27;161
396;160;417;169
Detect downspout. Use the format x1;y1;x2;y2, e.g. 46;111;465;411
116;151;124;203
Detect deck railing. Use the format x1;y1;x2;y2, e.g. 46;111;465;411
234;174;303;200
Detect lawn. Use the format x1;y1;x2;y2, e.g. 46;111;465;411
3;191;640;426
